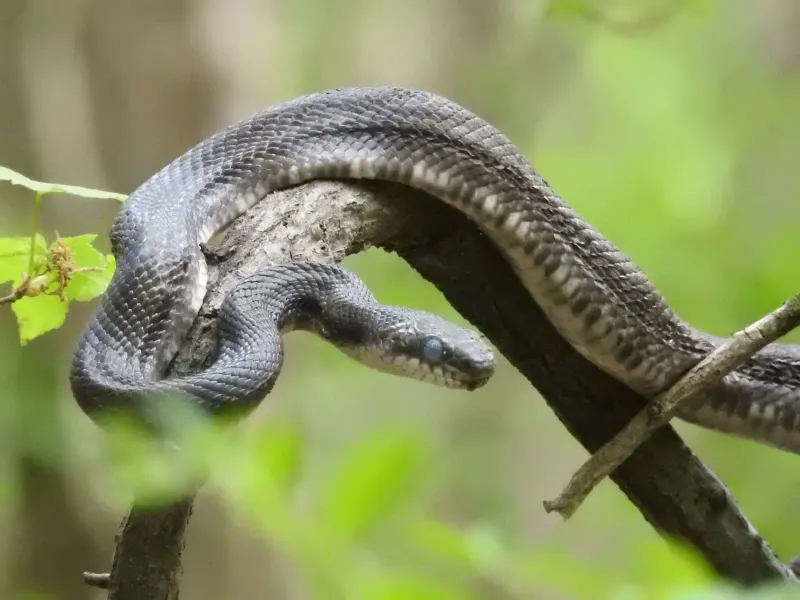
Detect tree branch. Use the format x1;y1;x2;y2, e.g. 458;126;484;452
87;181;450;599
87;181;797;598
544;293;800;518
84;497;195;598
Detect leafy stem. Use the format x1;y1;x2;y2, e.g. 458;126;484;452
0;273;38;305
27;191;43;277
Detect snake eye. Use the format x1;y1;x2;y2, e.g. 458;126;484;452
421;337;444;362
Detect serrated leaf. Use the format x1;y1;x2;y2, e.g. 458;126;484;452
67;255;115;301
61;234;103;261
0;235;48;283
318;429;426;541
0;166;126;201
11;293;69;344
61;234;115;301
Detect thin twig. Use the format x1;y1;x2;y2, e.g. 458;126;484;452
82;572;111;589
0;273;40;305
0;263;102;306
0;287;26;305
544;293;800;519
27;192;43;276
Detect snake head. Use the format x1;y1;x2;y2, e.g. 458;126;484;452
338;306;496;390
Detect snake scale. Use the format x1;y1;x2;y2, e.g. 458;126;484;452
70;87;800;452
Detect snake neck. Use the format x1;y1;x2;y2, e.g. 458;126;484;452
221;263;378;342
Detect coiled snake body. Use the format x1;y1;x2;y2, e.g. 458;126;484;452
71;87;800;452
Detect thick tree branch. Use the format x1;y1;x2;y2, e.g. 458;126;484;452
84;497;195;598
88;182;449;599
544;294;800;519
88;181;797;598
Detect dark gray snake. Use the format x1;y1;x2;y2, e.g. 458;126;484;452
70;87;800;452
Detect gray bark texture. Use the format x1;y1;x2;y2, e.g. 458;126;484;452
89;181;796;599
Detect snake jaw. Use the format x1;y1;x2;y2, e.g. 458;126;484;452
335;339;493;390
468;373;494;391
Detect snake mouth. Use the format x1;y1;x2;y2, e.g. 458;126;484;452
465;376;492;392
461;354;496;391
404;363;494;391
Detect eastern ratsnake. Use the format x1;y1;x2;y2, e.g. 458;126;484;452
70;87;800;452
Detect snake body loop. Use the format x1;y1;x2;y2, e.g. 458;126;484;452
71;87;800;451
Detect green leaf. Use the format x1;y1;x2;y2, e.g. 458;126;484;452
628;539;715;590
99;416;204;506
0;235;48;283
11;293;69;345
411;520;476;569
318;428;427;541
252;419;304;491
520;549;618;598
415;521;508;575
61;234;103;263
462;524;508;573
1;234;114;344
221;418;305;510
0;166;126;201
61;234;115;301
68;254;115;302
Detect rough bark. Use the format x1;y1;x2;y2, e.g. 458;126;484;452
90;181;796;598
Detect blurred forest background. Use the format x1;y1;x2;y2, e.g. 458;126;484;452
1;0;799;598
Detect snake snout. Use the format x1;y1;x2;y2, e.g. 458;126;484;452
450;345;495;391
462;355;496;391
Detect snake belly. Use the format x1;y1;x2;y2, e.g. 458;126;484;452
70;87;800;452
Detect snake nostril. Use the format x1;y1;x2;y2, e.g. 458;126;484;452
474;359;496;378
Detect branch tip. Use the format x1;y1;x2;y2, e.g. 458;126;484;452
83;571;111;589
546;293;800;520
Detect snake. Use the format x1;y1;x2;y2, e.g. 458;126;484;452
70;86;800;452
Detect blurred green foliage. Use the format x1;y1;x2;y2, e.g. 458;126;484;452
80;406;795;599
